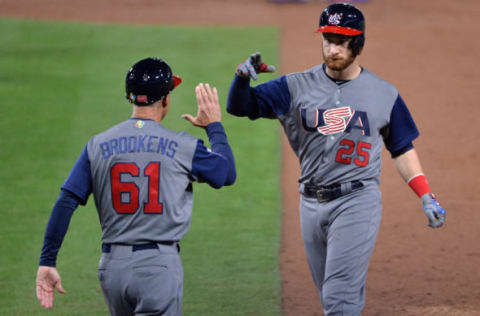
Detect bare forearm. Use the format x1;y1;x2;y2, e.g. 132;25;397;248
393;148;424;182
394;148;431;197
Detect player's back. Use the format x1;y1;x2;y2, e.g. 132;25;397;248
86;118;198;244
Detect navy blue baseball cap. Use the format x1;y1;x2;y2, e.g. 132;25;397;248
126;57;182;106
316;3;365;36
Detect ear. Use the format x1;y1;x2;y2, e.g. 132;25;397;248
161;96;168;108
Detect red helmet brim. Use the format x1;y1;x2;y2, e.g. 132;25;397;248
316;26;363;36
173;75;182;89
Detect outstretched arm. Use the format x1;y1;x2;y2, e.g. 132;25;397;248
228;52;275;118
182;83;236;188
227;52;291;120
394;148;446;228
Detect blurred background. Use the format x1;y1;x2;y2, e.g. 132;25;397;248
1;1;479;315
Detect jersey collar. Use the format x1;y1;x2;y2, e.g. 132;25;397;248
322;64;364;86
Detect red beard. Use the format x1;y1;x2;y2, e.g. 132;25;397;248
324;53;355;72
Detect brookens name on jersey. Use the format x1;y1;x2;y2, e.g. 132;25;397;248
99;135;178;160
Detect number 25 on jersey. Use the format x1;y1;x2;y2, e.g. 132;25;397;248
335;139;371;167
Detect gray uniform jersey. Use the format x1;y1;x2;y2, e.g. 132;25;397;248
279;65;398;186
87;119;198;244
228;63;419;315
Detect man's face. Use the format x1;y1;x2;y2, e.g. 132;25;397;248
322;33;356;71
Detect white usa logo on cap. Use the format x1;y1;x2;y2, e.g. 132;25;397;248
328;13;342;25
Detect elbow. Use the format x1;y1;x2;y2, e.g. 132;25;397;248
208;161;236;189
209;181;223;190
226;96;245;117
207;161;229;189
226;100;236;115
224;167;237;186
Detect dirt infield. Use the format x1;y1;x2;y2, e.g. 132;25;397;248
3;0;479;315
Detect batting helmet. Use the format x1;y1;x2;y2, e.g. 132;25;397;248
316;3;365;56
125;57;182;106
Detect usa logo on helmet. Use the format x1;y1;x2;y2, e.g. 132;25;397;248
328;13;342;25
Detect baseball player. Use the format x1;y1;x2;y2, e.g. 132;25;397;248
36;57;236;316
227;3;446;315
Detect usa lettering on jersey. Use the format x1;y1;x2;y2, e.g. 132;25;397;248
300;106;370;136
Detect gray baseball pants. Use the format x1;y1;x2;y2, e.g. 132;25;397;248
300;181;382;315
98;243;183;316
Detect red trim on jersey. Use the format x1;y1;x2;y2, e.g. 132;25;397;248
316;26;363;36
408;174;431;198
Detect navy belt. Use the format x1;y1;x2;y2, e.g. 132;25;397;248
303;180;363;202
102;242;178;253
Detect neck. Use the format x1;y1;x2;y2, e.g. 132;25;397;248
325;61;361;81
131;104;165;123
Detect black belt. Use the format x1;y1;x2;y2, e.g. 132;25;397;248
102;241;179;253
303;180;363;202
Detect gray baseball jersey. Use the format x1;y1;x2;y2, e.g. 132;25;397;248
276;64;416;186
86;119;198;244
287;66;383;182
227;63;418;315
39;118;235;316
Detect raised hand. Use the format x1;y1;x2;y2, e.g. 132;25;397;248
182;83;221;127
236;52;276;81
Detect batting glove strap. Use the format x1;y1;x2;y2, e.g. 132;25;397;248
421;193;446;228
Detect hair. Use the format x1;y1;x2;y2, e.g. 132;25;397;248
349;35;365;56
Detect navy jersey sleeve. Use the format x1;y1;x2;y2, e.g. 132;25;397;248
390;142;414;158
61;145;93;205
383;94;419;157
192;122;236;189
39;189;79;267
227;75;291;120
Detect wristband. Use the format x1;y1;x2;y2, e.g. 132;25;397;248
407;174;431;198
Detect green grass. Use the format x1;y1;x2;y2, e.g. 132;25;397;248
0;18;281;315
